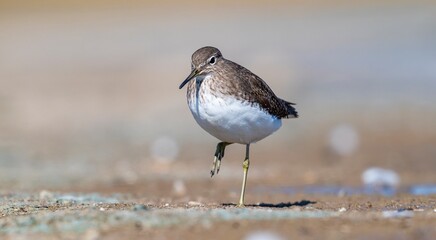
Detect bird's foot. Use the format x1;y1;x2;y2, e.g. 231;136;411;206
210;156;221;177
210;142;228;177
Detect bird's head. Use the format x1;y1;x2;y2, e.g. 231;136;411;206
179;46;223;89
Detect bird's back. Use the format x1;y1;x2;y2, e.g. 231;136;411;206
215;59;298;119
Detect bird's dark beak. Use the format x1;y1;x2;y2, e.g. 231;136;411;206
179;68;199;89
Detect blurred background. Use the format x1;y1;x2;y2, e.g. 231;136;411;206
0;0;435;192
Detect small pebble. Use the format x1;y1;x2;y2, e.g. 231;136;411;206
173;180;187;196
362;167;400;196
188;201;202;206
338;207;347;212
328;124;359;157
151;136;179;163
39;190;54;200
99;207;105;211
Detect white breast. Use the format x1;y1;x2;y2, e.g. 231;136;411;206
188;79;282;144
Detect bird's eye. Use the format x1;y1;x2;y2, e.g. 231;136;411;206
209;56;216;65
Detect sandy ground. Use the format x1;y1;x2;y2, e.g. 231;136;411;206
1;177;435;240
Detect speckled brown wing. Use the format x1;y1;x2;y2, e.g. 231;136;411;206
219;60;299;119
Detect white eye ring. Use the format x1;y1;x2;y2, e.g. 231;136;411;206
208;56;216;65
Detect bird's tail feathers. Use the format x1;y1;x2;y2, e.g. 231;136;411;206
281;99;299;118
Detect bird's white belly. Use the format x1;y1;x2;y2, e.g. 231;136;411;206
188;90;282;144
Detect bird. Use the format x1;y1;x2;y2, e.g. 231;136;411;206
179;46;298;207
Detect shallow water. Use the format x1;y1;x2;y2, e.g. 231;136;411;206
255;184;436;197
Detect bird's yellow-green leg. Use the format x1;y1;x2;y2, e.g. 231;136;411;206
211;142;232;177
238;144;250;207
